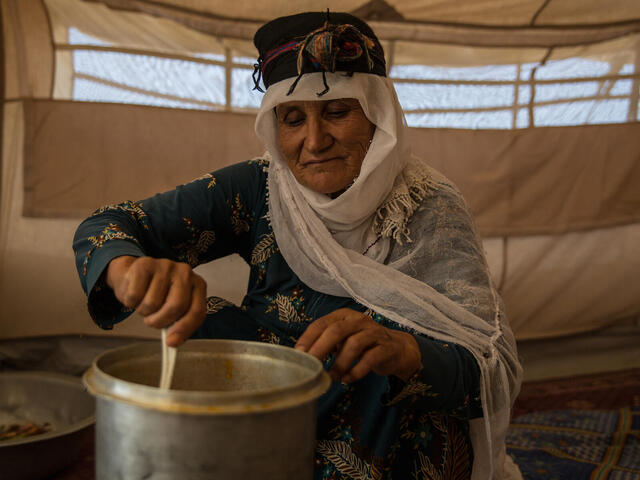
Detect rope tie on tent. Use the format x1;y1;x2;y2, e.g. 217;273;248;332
252;18;383;95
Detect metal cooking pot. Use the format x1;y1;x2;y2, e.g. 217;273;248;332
83;339;331;480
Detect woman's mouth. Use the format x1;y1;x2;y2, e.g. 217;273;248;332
302;156;340;166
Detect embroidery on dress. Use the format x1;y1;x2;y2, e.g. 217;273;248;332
206;296;233;314
449;393;475;419
189;173;216;189
401;412;471;479
172;217;216;267
413;450;440;479
316;440;380;480
250;232;277;265
269;293;312;324
264;285;312;325
83;223;140;275
91;200;149;229
363;308;379;320
251;232;279;286
423;414;470;479
248;155;270;172
386;372;439;406
327;386;365;448
230;193;252;235
258;327;281;345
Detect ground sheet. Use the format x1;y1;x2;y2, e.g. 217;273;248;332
507;368;640;480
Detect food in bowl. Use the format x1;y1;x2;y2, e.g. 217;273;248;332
0;421;51;441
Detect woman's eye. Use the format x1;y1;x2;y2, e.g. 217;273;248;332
283;114;304;126
327;109;349;118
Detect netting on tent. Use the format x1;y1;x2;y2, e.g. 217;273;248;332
43;0;640;128
1;0;640;340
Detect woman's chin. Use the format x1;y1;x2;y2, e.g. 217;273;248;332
307;180;350;196
298;171;355;196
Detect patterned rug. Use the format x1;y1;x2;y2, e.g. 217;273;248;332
512;368;640;419
507;369;640;479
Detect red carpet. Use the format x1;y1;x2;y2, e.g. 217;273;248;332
512;367;640;419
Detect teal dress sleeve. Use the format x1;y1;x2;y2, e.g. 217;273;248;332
72;159;267;329
385;333;482;418
347;310;483;419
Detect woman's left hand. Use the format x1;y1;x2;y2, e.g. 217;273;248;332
295;308;421;383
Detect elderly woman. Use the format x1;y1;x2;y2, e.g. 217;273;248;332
73;11;522;480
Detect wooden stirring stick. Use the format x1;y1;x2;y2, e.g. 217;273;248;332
159;328;177;390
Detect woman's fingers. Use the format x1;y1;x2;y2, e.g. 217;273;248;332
296;308;422;383
106;255;140;306
141;264;207;344
141;261;192;326
294;313;337;353
111;256;167;310
105;256;207;345
329;328;393;381
296;309;365;359
342;344;394;383
340;331;420;383
137;265;173;317
165;276;207;346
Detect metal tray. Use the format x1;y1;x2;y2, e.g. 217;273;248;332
0;371;95;480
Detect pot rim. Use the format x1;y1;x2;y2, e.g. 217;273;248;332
83;339;331;415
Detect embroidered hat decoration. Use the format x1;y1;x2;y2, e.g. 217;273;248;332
253;11;386;95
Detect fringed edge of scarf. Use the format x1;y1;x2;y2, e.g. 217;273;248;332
373;165;437;244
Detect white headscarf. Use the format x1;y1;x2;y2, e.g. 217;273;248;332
255;71;523;480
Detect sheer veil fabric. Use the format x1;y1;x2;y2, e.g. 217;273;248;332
255;72;523;479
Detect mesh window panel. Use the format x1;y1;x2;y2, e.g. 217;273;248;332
59;24;638;129
73;50;225;108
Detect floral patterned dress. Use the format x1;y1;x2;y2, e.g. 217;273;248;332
73;158;483;479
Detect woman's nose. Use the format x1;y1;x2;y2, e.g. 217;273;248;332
305;117;333;153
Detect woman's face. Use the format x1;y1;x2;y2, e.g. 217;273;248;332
275;98;375;196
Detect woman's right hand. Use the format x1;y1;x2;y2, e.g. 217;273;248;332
106;256;207;347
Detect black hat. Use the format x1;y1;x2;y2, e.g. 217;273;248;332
253;11;386;95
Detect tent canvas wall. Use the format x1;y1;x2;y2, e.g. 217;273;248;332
1;0;639;353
